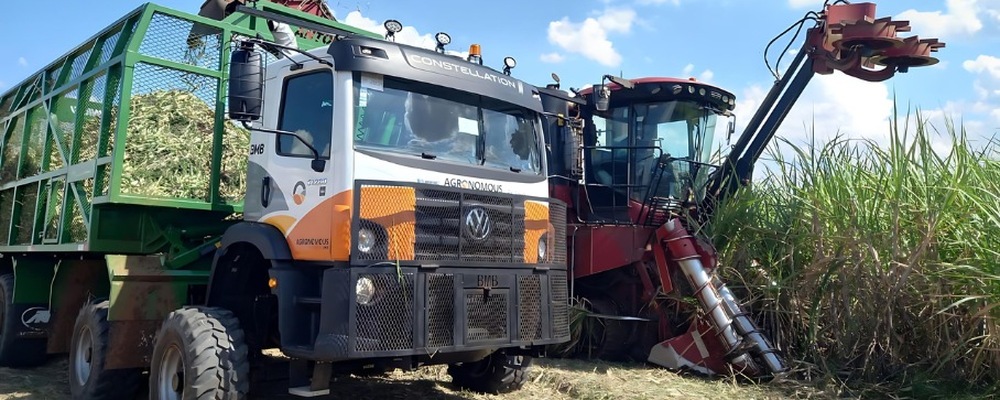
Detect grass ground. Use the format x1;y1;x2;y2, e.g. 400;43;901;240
0;355;832;400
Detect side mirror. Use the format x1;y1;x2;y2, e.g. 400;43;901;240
727;115;736;144
605;75;635;90
593;84;610;112
228;42;264;121
311;159;326;173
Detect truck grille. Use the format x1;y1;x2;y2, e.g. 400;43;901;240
551;273;570;339
426;273;455;348
355;273;415;352
549;201;568;265
465;289;510;343
348;268;566;355
414;188;525;263
518;275;543;341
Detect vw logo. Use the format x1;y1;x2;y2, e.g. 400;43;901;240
464;207;492;241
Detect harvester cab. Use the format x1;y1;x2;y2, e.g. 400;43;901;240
536;1;944;378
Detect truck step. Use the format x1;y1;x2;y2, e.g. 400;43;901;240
294;296;322;306
288;387;330;398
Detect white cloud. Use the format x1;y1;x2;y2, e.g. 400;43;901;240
17;57;27;67
342;11;435;49
962;55;1000;130
681;64;714;83
339;11;470;60
896;0;982;38
547;8;636;67
597;9;636;33
963;55;1000;81
636;0;681;5
699;69;715;82
540;52;565;63
788;0;821;8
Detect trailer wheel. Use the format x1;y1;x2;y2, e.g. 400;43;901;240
0;273;47;367
447;352;532;394
68;299;142;399
149;306;249;400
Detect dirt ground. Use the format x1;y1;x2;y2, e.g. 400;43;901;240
0;355;833;400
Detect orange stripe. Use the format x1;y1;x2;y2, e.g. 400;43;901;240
359;186;416;260
265;187;421;262
524;200;549;263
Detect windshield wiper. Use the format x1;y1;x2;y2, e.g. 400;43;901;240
420;152;437;160
509;165;522;173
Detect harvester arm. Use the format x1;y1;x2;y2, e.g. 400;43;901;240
704;45;814;209
702;2;945;214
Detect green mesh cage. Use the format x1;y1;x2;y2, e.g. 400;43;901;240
0;2;377;260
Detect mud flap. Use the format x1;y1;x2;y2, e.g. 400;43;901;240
9;303;51;339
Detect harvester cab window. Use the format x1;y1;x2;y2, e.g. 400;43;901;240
590;108;630;192
277;70;334;158
633;101;720;202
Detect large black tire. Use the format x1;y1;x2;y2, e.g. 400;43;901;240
447;352;532;394
149;306;250;400
580;296;634;361
68;299;143;399
0;273;48;367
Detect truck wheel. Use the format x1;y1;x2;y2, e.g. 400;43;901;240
69;299;142;399
0;273;47;367
447;352;532;394
149;306;249;400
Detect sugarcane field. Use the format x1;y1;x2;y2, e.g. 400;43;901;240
1;0;998;399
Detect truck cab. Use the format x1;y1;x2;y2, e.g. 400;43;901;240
211;28;568;396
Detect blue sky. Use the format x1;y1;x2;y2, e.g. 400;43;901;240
2;0;998;160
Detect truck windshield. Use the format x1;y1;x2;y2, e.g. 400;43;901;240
591;100;719;201
352;72;543;175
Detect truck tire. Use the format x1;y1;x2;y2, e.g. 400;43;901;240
447;352;532;394
0;273;48;367
149;306;249;400
68;299;142;400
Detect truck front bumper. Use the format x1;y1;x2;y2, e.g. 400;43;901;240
273;265;570;362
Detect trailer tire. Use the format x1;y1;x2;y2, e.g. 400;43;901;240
68;299;142;400
447;352;532;394
0;273;48;368
149;306;249;400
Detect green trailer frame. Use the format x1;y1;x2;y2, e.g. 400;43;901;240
0;1;378;366
0;1;376;258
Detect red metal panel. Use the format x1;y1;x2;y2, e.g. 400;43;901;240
570;225;651;279
268;0;335;20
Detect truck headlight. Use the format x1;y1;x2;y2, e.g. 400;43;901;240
538;235;548;261
356;276;376;305
357;227;376;253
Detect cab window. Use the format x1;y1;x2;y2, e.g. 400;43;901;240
277;71;333;158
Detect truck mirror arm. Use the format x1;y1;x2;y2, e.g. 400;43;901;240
239;121;327;172
240;37;333;69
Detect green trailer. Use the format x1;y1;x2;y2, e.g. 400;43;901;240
0;1;571;399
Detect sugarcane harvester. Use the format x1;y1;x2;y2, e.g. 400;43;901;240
536;1;944;377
